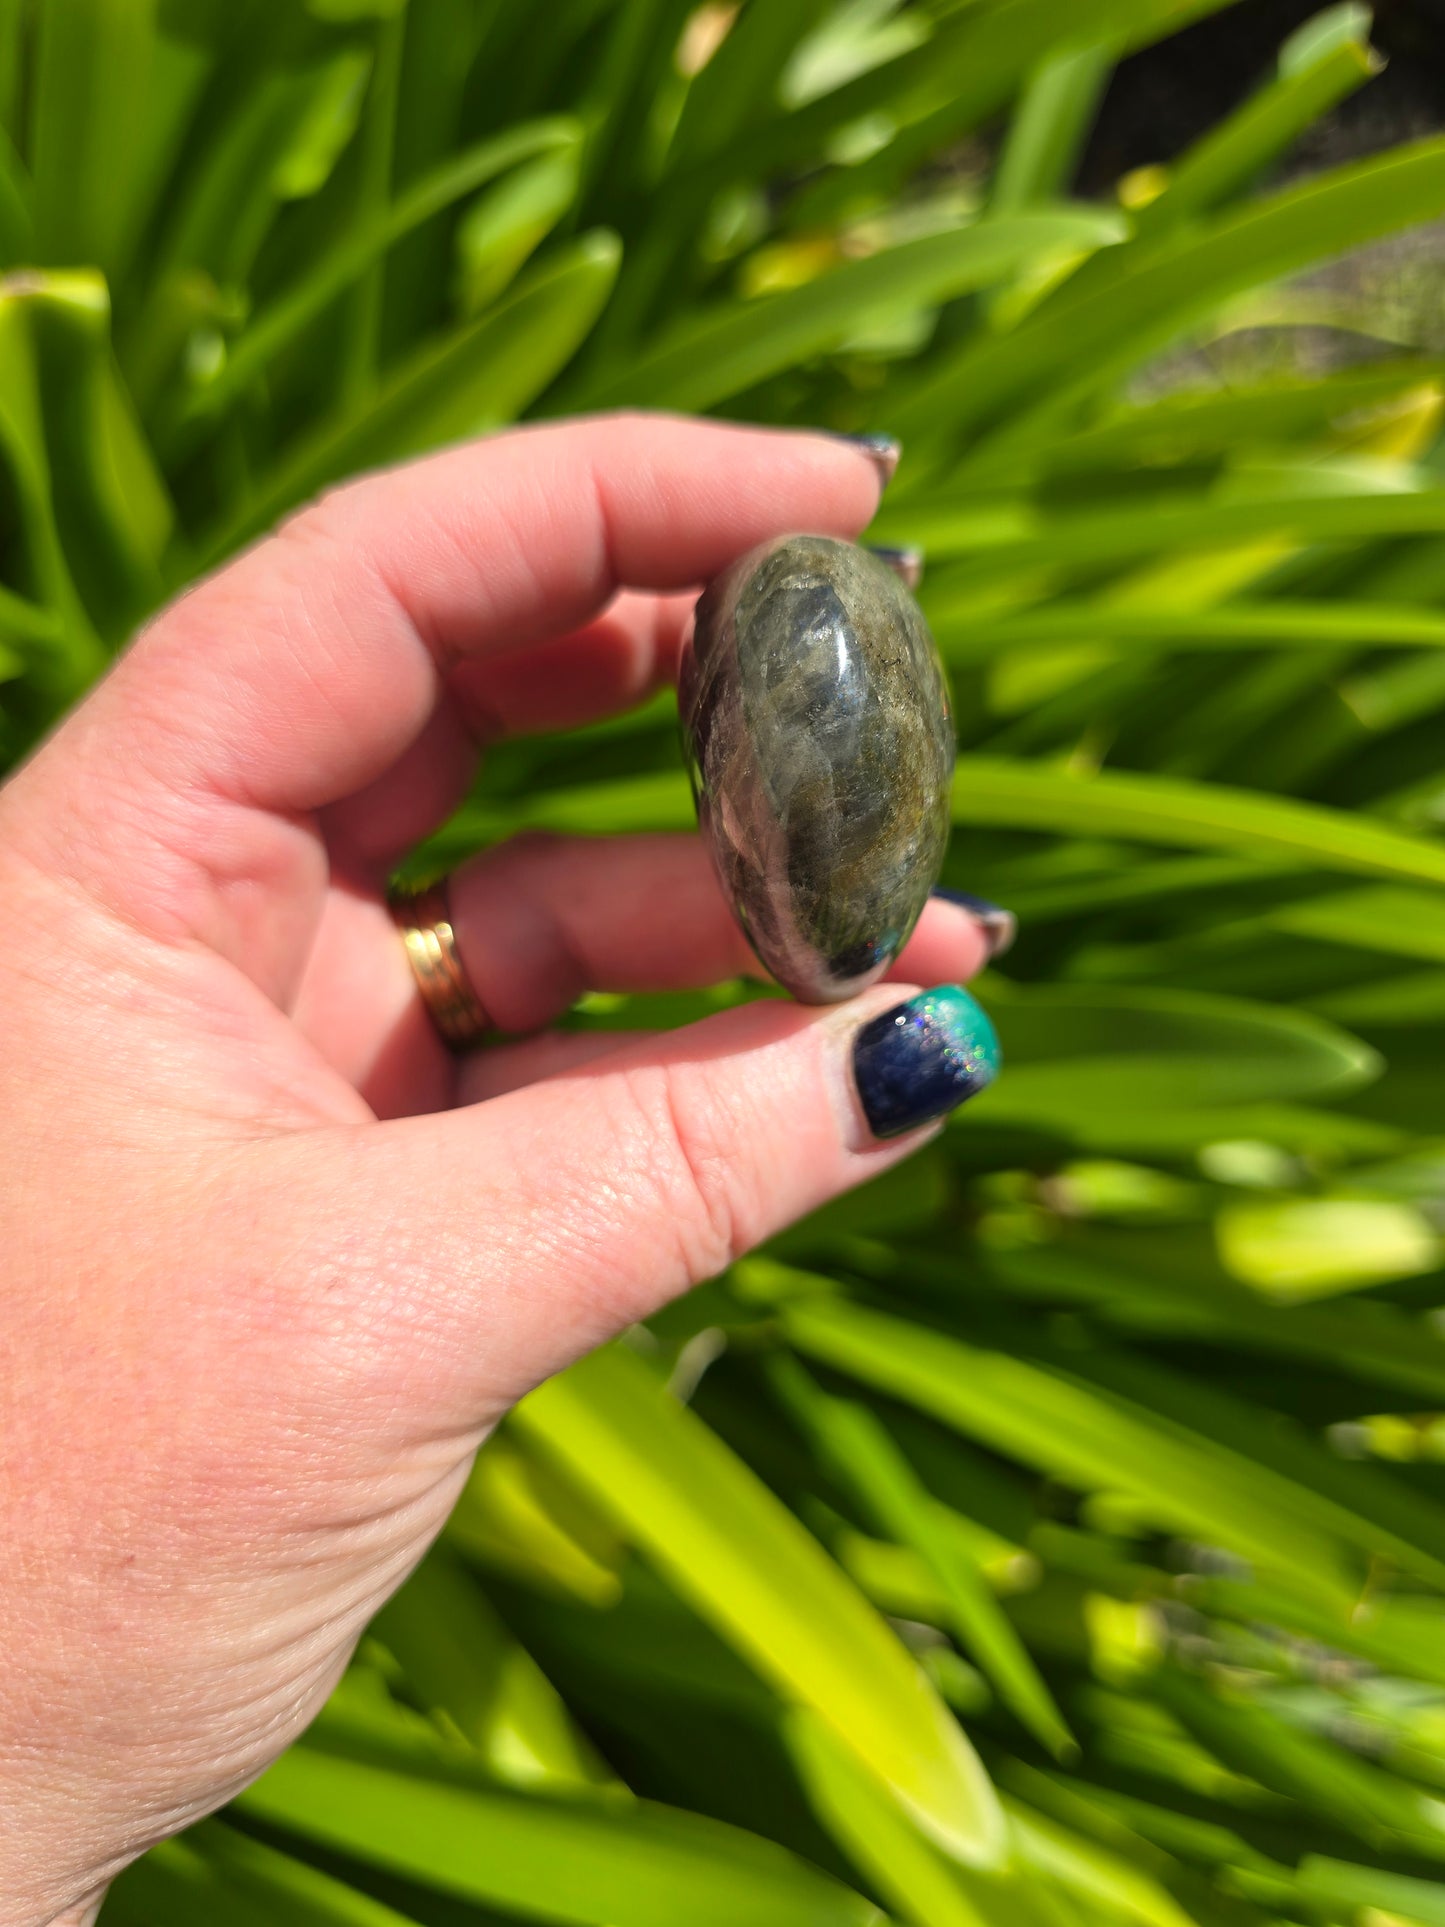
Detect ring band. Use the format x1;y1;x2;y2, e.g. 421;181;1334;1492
388;878;493;1050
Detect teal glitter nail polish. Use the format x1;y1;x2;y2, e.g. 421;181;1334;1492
851;985;1000;1139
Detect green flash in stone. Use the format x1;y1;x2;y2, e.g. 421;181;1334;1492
678;534;955;1003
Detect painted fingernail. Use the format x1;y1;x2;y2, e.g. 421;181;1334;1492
832;432;902;488
866;543;924;591
932;888;1018;960
852;986;1000;1141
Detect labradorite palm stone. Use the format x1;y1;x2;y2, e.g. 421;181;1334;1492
679;534;954;1004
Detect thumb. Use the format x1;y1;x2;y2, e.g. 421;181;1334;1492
334;983;999;1419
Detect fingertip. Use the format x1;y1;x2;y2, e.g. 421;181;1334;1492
821;431;902;494
891;897;993;988
578;414;892;567
931;887;1017;961
846;983;1001;1144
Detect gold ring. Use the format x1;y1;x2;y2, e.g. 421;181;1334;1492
388;878;492;1051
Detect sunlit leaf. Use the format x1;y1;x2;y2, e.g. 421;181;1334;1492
513;1342;1007;1867
1216;1195;1442;1300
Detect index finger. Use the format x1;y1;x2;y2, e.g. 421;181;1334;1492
96;414;889;821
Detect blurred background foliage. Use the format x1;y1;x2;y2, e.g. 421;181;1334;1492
6;0;1445;1920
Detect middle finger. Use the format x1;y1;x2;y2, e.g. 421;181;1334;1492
321;590;698;875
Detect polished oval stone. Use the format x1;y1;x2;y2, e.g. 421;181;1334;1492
678;533;954;1004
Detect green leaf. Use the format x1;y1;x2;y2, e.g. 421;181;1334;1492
376;0;490;357
935;599;1445;660
577;0;693;213
202;231;620;562
997;1760;1261;1886
106;1819;416;1927
1189;1579;1445;1692
270;44;372;202
371;1543;608;1788
455;139;584;314
148;48;372;293
0;623;34;679
1060;1340;1445;1586
988;854;1302;926
1280;3;1375;74
984;1241;1445;1406
989;41;1117;218
570;208;1128;412
767;1353;1074;1762
891;483;1445;581
512;1341;1007;1867
786;1709;1044;1927
669;0;834;166
1155;1667;1445;1855
308;0;408;19
328;17;399;404
999;359;1445;484
1315;967;1445;1024
1267;882;1445;961
418;771;694;868
950;757;1445;888
29;0;157;278
773;0;1238;230
780;1296;1360;1600
1003;1796;1201;1927
0;6;22;151
976;984;1377;1122
892;135;1445;454
28;271;170;638
444;1427;627;1608
1297;1858;1445;1926
0;273;109;720
1127;9;1379;238
1216;1195;1442;1300
167;119;582;447
241;1745;889;1926
0;123;33;267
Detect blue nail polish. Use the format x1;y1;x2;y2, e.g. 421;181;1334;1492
852;986;1000;1140
932;888;1018;960
831;432;902;487
866;542;924;591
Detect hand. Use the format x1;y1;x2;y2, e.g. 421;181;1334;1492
0;414;999;1926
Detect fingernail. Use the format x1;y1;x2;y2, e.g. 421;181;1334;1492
832;432;902;488
866;543;924;592
851;986;1000;1141
932;888;1018;960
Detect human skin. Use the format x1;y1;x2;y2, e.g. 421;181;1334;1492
0;414;994;1926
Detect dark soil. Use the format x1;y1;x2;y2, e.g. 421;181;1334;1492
1078;0;1445;193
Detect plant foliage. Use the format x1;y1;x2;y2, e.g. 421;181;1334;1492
5;0;1445;1920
